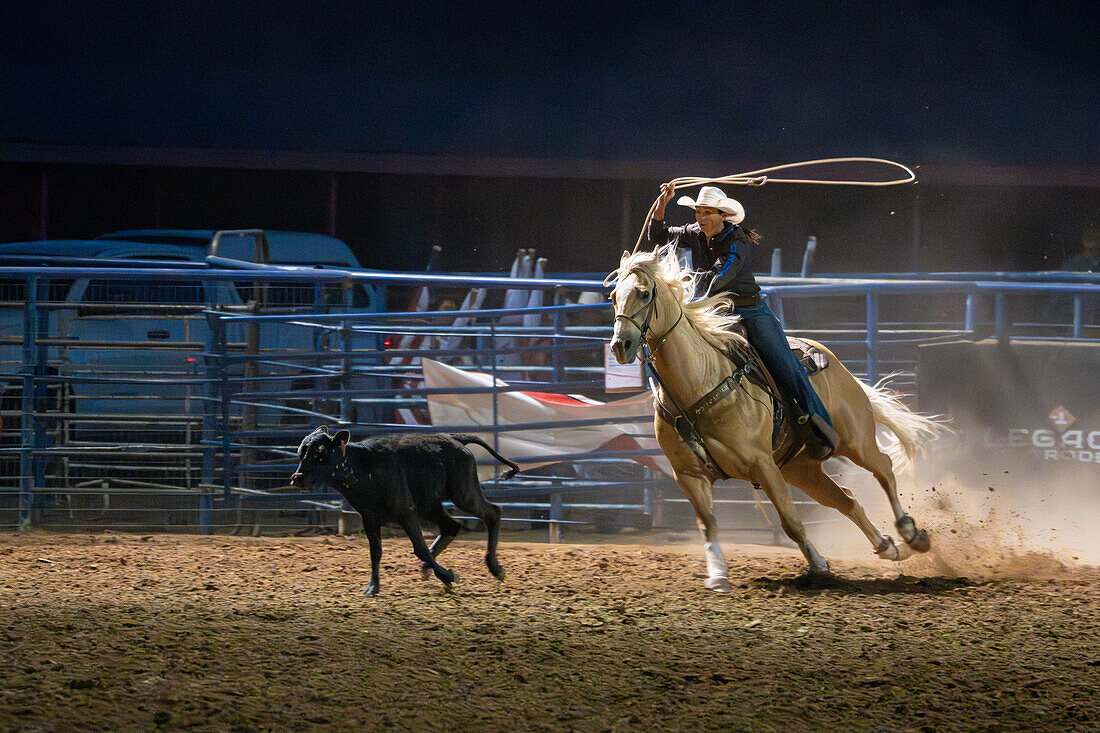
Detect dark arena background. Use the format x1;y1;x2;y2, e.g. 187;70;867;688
2;4;1098;732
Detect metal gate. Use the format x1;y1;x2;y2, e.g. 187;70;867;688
2;262;1096;538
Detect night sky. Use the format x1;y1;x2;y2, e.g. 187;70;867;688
2;1;1097;167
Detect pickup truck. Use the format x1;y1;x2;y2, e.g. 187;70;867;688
0;229;377;441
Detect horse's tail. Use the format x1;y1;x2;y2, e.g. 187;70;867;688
449;434;520;480
858;377;948;470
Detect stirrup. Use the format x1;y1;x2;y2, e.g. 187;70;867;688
805;414;840;459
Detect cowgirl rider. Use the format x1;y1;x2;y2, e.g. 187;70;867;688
648;183;840;459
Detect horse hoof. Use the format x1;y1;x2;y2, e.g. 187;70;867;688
875;536;914;562
704;576;731;593
363;584;379;596
907;529;932;553
895;515;918;543
490;566;506;581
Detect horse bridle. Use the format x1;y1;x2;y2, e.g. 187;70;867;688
612;267;724;476
613;270;683;360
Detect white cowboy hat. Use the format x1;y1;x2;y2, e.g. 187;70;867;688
676;186;745;224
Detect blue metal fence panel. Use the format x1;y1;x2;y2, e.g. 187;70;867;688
0;261;1096;536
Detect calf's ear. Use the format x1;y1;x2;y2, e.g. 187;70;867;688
334;429;351;446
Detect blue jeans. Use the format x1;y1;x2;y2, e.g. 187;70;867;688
735;300;833;425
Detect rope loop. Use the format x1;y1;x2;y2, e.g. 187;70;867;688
632;157;916;253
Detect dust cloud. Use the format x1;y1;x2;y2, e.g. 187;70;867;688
808;450;1100;578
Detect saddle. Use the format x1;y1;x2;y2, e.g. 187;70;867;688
654;333;830;474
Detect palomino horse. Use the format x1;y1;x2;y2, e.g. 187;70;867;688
608;246;942;590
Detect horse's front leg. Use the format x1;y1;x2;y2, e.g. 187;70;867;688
675;470;731;592
752;457;831;573
658;420;731;592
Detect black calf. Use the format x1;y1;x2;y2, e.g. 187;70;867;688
290;426;518;595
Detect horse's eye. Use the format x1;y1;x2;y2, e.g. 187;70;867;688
640;290;651;302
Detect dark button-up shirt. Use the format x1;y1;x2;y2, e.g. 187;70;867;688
648;218;761;299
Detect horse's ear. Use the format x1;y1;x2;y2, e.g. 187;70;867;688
621;250;631;261
334;429;351;446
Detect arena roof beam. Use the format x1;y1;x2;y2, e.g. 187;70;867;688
1;142;1098;188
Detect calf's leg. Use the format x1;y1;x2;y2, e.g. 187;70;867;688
363;518;383;596
449;460;505;580
480;501;504;580
421;511;463;578
399;512;457;587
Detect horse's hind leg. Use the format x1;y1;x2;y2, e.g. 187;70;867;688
847;439;931;554
782;458;913;561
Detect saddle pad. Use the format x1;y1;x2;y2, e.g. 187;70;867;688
725;326;829;377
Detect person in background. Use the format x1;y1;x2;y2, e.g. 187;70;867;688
1054;221;1099;331
1061;221;1100;272
648;182;840;459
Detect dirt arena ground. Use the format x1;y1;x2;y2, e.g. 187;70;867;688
2;531;1098;732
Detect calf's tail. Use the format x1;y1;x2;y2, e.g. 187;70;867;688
449;434;519;480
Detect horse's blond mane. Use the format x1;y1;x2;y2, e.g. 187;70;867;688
611;245;744;352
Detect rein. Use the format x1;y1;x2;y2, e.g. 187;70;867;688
642;335;727;477
616;270;788;476
616;271;726;475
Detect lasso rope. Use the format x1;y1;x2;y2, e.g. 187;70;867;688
630;157;916;254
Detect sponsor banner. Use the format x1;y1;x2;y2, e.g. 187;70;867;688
421;358;669;478
942;427;1100;465
917;339;1099;429
918;339;1099;478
